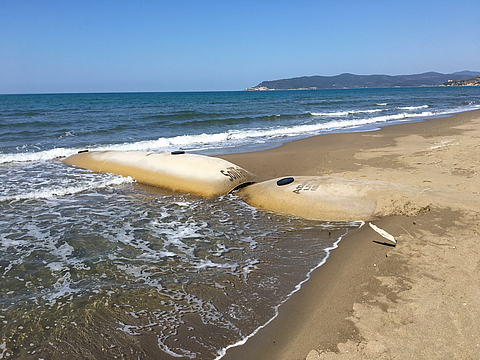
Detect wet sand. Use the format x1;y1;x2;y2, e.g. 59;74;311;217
219;109;480;359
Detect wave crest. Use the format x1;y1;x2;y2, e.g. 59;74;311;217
3;104;479;165
0;176;133;203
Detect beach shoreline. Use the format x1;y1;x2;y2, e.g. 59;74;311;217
218;109;480;359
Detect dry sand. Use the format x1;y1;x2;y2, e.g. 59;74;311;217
219;109;480;360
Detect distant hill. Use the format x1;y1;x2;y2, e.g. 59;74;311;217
442;75;480;87
245;71;480;91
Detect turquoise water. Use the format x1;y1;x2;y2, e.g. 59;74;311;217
1;87;479;359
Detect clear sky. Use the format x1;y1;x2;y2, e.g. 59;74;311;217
1;0;479;94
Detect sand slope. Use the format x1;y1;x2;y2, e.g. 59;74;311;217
220;110;480;360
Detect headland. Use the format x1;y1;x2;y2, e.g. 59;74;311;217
244;71;480;90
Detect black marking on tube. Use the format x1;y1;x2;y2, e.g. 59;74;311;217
220;167;249;182
171;151;185;155
277;177;294;186
78;150;89;153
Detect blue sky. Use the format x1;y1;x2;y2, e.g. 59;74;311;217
1;0;479;94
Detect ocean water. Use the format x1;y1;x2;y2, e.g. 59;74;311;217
1;87;480;359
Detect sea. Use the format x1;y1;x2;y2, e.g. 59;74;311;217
1;87;480;359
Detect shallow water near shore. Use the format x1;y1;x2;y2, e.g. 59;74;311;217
1;87;480;358
0;175;357;359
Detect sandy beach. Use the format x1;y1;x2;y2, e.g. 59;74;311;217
219;109;480;359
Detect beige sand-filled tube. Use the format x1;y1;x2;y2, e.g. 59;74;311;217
236;176;432;221
63;150;257;198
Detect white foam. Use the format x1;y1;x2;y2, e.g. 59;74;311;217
214;221;364;359
310;108;384;116
397;105;429;110
46;262;65;272
1;104;477;164
156;336;197;359
0;148;78;164
0;341;9;359
0;175;133;202
194;259;238;271
241;259;260;281
51;242;74;260
310;110;350;117
44;271;81;303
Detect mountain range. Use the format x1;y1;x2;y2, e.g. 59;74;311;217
245;71;480;91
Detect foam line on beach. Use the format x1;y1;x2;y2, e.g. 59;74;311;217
214;221;364;359
1;108;465;164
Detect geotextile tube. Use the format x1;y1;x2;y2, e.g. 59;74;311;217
63;150;257;198
236;176;432;221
